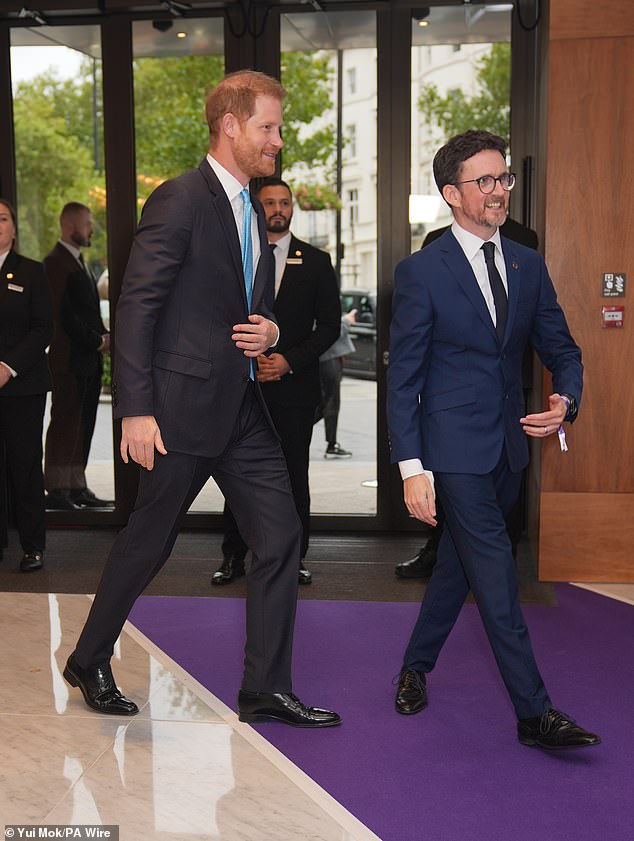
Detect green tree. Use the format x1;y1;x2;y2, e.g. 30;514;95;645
133;54;225;180
418;43;510;141
280;51;335;172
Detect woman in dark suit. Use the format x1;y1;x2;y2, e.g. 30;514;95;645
0;198;53;571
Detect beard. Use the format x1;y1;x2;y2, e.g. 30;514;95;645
233;139;277;179
266;216;291;234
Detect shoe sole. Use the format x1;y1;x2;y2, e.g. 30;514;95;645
238;711;342;727
395;702;428;715
518;736;602;749
63;665;139;716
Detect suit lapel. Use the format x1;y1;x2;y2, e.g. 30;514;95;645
0;250;20;305
251;193;272;309
440;231;498;341
198;159;246;306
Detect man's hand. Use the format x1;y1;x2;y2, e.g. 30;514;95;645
257;353;290;382
403;473;437;526
520;393;568;439
232;314;278;357
0;362;12;389
121;415;167;470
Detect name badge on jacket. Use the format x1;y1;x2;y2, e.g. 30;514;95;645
8;282;24;292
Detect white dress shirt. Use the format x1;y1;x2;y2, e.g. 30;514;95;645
398;221;507;485
271;231;291;297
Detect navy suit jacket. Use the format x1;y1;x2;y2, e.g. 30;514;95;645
387;230;582;474
112;158;278;458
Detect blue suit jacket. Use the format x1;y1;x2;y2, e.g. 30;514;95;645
387;230;582;474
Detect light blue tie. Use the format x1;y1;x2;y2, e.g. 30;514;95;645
240;188;253;310
240;188;254;379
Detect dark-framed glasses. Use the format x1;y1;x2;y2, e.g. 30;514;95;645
454;172;516;194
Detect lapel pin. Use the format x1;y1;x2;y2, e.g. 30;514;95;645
295;250;302;257
512;261;519;270
6;273;13;279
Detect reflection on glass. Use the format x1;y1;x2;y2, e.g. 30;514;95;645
410;4;511;252
282;11;378;516
10;27;115;506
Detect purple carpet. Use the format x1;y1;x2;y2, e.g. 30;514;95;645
129;586;634;841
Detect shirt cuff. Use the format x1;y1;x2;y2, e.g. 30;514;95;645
270;321;280;347
398;459;435;492
0;361;17;378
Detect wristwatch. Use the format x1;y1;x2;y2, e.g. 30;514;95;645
559;393;578;423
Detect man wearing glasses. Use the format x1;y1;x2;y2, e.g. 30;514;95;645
388;131;600;749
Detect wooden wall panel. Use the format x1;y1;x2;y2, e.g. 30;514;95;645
550;0;634;41
539;6;634;581
540;493;634;580
542;36;634;494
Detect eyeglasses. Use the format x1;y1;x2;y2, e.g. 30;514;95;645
454;172;516;194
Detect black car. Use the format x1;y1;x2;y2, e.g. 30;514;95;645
340;289;377;380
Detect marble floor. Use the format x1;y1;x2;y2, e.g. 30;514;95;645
1;592;380;840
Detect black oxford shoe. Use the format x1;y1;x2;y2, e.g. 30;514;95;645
395;542;438;579
71;488;115;508
298;560;312;585
238;690;342;727
395;666;428;714
20;550;44;572
63;653;139;716
212;555;246;585
518;708;601;749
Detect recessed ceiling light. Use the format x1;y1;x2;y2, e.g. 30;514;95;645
418;20;429;27
176;31;187;39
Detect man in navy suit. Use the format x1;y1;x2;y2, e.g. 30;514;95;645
388;130;599;749
63;71;340;728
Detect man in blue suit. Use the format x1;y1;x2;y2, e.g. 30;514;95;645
388;130;599;749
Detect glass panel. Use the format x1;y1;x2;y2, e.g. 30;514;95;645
281;10;378;516
410;4;512;251
10;26;115;509
131;17;225;512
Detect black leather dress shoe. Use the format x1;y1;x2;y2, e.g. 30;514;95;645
518;708;601;749
20;550;44;572
45;492;81;511
63;653;139;716
71;488;115;508
212;555;246;585
238;690;342;727
395;543;438;579
395;666;428;714
298;560;312;585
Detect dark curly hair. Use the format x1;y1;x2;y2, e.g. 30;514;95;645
433;130;507;194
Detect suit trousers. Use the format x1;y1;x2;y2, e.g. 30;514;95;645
74;386;302;693
44;368;101;492
0;393;47;552
403;449;550;720
223;401;315;560
315;357;343;445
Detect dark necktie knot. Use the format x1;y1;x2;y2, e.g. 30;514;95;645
482;241;496;263
269;242;277;253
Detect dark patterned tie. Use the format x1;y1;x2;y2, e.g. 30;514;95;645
481;241;507;342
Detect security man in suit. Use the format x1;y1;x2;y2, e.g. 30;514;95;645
215;177;341;587
389;130;599;749
43;202;112;510
63;71;341;728
0;198;53;571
